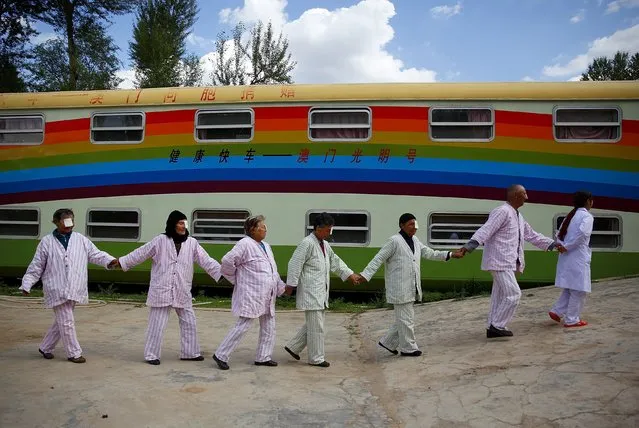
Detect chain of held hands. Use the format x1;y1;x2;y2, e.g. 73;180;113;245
31;246;566;298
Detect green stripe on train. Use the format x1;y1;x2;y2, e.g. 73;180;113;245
2;239;637;292
1;144;637;172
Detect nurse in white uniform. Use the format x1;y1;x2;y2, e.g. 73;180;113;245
549;190;594;328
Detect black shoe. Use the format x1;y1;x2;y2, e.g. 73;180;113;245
180;355;205;361
213;354;229;370
68;356;86;363
254;360;278;367
146;359;160;365
486;325;514;338
39;349;54;359
378;342;398;355
400;350;422;357
284;346;300;360
309;361;330;367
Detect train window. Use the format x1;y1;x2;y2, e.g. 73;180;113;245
91;112;145;144
195;110;254;142
554;214;622;250
86;209;140;241
308;108;371;141
429;107;494;142
428;213;489;248
191;209;250;242
305;211;370;246
0;115;44;145
0;208;40;238
553;107;621;143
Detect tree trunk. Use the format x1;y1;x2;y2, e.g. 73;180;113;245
63;0;77;90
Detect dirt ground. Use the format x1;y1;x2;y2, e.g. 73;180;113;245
0;277;637;428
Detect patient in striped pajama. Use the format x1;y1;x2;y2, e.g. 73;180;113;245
116;210;222;365
283;212;360;367
213;215;287;370
20;208;117;363
360;213;463;357
460;185;562;338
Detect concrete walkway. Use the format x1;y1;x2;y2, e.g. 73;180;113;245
0;277;637;428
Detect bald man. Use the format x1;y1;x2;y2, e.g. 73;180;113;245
460;185;563;338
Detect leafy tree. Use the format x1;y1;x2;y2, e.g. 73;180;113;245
211;22;247;86
581;50;639;81
26;21;122;91
181;53;204;87
0;0;45;91
35;0;134;90
129;0;200;88
211;20;296;86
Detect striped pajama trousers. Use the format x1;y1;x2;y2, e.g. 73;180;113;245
215;314;275;363
145;306;201;361
286;309;326;364
40;300;82;359
380;302;420;353
488;270;522;329
551;288;588;325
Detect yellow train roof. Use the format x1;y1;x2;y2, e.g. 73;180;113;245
1;81;638;109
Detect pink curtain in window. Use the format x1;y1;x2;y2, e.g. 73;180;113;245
312;128;368;139
555;109;618;140
556;126;615;139
0;117;42;130
467;110;491;123
311;111;369;139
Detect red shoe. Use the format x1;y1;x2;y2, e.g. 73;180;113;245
548;312;561;323
564;320;588;328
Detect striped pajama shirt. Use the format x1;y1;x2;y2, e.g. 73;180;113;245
215;237;286;363
362;233;450;352
466;203;555;329
119;234;222;361
20;232;115;359
285;234;353;364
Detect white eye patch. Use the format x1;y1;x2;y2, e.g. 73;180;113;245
329;227;333;235
182;220;188;229
414;221;419;229
63;218;73;227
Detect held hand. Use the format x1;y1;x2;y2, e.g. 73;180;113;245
347;273;362;285
451;250;465;259
355;274;367;285
555;244;567;254
108;258;120;269
284;285;295;296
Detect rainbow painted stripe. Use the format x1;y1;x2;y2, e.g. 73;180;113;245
1;83;638;211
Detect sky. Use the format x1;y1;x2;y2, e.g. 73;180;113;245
31;0;639;89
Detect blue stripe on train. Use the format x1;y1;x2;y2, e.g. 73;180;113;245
2;155;638;185
1;167;637;199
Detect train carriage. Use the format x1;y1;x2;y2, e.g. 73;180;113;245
1;82;638;291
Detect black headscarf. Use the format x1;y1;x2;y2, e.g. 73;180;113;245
164;210;189;243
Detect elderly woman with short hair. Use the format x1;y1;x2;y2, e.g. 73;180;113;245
213;215;286;370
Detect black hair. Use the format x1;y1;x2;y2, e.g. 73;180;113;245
313;212;335;230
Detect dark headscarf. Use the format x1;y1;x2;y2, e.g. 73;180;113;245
164;210;189;243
